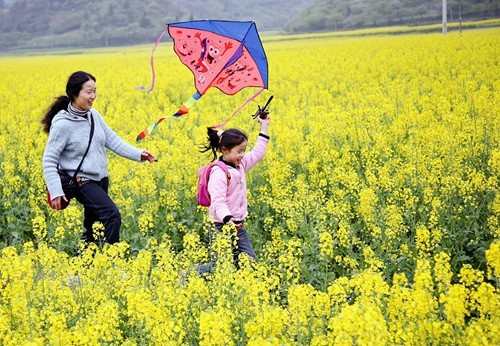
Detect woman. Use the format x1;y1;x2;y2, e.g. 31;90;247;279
42;71;156;244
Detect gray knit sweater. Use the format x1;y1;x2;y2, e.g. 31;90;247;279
43;108;143;199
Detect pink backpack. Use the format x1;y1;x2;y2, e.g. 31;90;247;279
197;161;231;207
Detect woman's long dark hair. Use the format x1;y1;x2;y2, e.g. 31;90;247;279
41;71;96;133
201;127;248;160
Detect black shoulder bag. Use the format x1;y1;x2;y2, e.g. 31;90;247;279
47;113;95;210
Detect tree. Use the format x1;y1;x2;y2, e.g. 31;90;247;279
107;4;114;17
140;12;152;29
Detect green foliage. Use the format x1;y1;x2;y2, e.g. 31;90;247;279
287;0;500;32
2;0;498;50
0;0;310;51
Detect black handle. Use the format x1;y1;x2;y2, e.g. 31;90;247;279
252;95;274;120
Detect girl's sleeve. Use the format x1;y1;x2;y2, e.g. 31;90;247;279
207;167;232;222
42;121;68;199
95;111;142;161
241;134;269;172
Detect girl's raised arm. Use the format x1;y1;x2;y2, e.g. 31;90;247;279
241;118;270;172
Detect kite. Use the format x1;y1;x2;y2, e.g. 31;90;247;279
136;20;269;142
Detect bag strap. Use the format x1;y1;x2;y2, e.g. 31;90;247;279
212;160;231;182
71;112;95;181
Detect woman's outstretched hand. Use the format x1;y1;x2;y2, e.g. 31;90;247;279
141;150;157;163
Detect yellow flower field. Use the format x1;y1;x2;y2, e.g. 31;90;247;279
0;27;499;344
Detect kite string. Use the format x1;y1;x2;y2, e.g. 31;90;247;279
211;88;265;129
137;26;168;93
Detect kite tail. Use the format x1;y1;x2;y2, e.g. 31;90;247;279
136;116;167;142
136;27;168;94
211;88;265;129
173;91;202;117
136;91;202;142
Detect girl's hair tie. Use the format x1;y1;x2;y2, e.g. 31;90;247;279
200;127;248;161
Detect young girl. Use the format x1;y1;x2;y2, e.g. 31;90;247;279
198;117;270;273
42;71;156;244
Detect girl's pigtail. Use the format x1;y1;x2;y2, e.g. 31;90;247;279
200;127;221;161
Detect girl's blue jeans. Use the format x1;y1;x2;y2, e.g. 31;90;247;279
197;223;256;275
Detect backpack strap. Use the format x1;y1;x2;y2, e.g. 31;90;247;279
212;160;231;183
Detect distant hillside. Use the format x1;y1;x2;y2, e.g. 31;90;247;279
2;0;499;51
287;0;500;32
0;0;309;51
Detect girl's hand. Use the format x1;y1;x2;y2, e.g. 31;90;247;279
141;150;157;163
51;196;68;210
258;116;270;135
226;218;243;230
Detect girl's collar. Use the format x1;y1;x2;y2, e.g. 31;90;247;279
219;156;237;169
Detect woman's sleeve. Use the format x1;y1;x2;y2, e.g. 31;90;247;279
207;167;232;222
97;112;142;161
241;134;269;172
42;122;68;198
